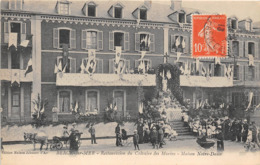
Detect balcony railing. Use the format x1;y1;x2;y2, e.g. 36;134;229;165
180;75;233;87
56;73;156;87
0;69;33;82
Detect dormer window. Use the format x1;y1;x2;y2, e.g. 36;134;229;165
231;19;238;29
178;13;185;23
108;3;124;18
88;4;96;17
56;0;71;15
140;8;147;20
9;0;23;10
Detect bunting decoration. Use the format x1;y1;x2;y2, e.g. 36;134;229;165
74;101;78;113
117;60;125;74
201;66;206;77
138;60;145;74
166;70;171;79
180;66;184;74
24;58;33;77
58;61;62;72
86;49;96;74
20;35;33;48
80;60;86;74
40;105;45;114
139;102;143;114
11;69;20;86
115;47;122;64
248;54;255;66
175;36;180;47
196;58;200;72
141;51;146;60
225;64;233;79
182;38;186;49
54;63;58;74
8;33;18;49
245;92;254;111
215;57;221;65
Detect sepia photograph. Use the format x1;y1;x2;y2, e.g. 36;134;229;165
1;0;260;164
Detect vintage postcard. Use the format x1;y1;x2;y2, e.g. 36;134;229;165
1;0;260;165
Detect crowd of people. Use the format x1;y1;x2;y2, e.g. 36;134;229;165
182;112;260;151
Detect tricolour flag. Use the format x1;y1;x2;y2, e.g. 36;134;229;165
245;92;254;111
54;63;58;74
20;34;33;48
25;58;33;77
40;105;45;114
62;63;67;73
175;36;180;47
201;66;206;77
80;61;85;74
58;61;62;72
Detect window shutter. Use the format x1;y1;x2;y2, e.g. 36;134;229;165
4;22;9;43
97;31;103;50
124;32;129;51
96;59;103;73
20;23;26;42
70;29;76;49
245;41;248;57
125;60;130;73
255;64;259;80
53;28;59;48
150;34;155;52
183;36;188;53
220;64;225;77
135;60;139;69
239;65;243;81
239;41;243;57
109;59;114;73
81;30;87;49
229;40;232;56
69;58;76;73
244;65;248;81
254;42;258;59
109;31;114;50
199;63;203;76
210;63;215;76
135;33;140;51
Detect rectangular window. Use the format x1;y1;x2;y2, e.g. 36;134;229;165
12;93;20;107
252;94;259;106
11;51;20;69
248;66;255;81
140;9;147;20
59;91;71;113
114;7;122;18
136;59;151;74
232;41;239;56
171;36;184;53
10;22;21;44
245;21;251;31
231;20;237;29
140;34;150;51
88;5;96;17
59;29;70;48
233;65;239;80
86;31;97;49
179;13;185;23
9;0;22;10
59;2;69;15
232;92;243;108
114;32;124;49
57;57;71;73
86;91;98;112
114;91;124;112
248;42;255;56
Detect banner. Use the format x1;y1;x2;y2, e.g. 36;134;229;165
245;92;254;111
11;69;20;85
86;49;96;74
141;51;146;60
215;57;221;65
139;102;143;114
9;33;18;49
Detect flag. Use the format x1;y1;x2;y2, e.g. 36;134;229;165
86;49;96;74
180;66;184;74
40;105;45;114
80;61;85;74
141;51;146;60
175;36;180;47
201;66;206;76
25;58;33;76
115;46;122;65
147;35;151;47
20;40;29;47
54;63;58;74
245;92;253;111
176;52;181;62
196;58;200;72
166;70;171;79
118;60;125;74
248;54;254;66
74;101;78;112
62;44;69;68
11;69;20;85
139;102;143;114
9;33;18;48
182;38;186;49
138;60;145;73
62;63;67;73
145;35;148;47
215;57;221;65
58;61;62;72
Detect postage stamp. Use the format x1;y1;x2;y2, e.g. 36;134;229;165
192;15;227;58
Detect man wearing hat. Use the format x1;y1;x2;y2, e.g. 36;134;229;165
216;126;224;152
70;122;77;133
242;119;249;143
88;124;97;144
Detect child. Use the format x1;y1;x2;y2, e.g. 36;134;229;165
133;130;140;150
216;127;224;152
150;127;158;149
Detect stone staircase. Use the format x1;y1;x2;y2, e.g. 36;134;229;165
170;120;193;136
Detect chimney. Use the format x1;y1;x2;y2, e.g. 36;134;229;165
144;0;152;9
171;0;182;11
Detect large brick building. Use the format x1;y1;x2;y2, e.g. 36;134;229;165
1;0;259;123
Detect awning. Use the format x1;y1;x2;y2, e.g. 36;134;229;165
56;73;156;87
0;69;33;82
180;75;233;87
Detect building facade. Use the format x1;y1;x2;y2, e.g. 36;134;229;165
1;0;260;123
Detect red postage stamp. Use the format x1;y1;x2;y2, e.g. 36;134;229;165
192;15;227;58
